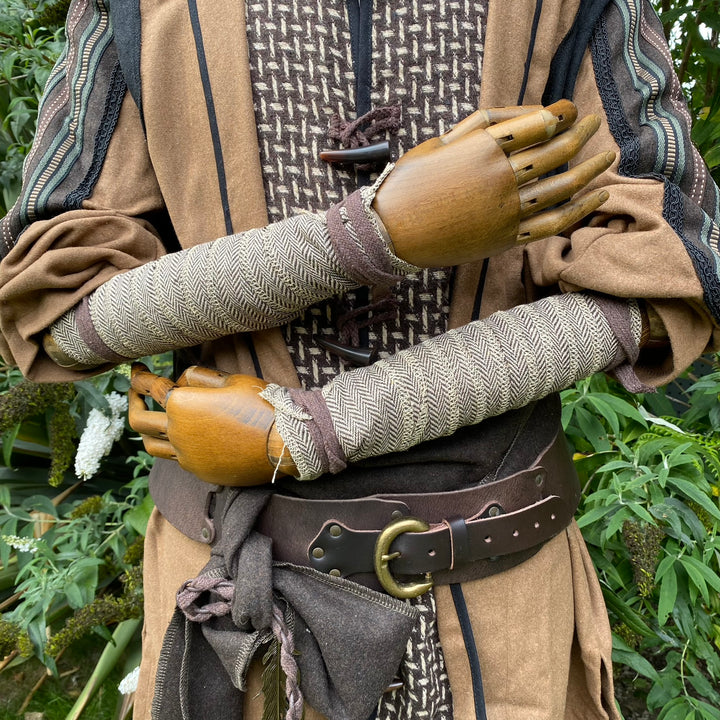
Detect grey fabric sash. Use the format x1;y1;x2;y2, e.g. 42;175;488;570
151;486;419;720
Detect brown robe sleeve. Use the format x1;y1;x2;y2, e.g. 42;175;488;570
520;3;720;387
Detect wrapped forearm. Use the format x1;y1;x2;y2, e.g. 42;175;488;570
261;293;644;480
48;188;416;367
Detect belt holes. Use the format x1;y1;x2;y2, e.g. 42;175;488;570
428;549;436;556
551;513;557;521
512;529;519;537
534;521;540;529
484;535;492;543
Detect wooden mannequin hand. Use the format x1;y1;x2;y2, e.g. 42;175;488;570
129;364;295;486
373;100;615;267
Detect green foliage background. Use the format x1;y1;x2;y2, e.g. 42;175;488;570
0;1;719;719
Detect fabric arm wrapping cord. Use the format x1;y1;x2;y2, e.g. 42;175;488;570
261;292;648;481
47;181;417;367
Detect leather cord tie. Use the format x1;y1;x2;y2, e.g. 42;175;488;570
327;105;401;169
329;105;401;149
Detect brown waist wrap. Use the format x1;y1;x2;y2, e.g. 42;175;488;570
258;426;580;591
149;396;581;593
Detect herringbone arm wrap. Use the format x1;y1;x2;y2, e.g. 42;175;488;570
49;188;415;365
262;293;643;480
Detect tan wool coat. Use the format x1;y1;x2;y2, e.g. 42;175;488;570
1;0;719;718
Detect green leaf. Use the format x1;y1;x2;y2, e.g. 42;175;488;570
658;566;677;626
125;492;155;536
695;700;720;720
606;506;631;541
576;503;617;529
658;698;693;720
2;423;20;465
679;557;710;604
585;395;620;436
680;555;720;593
576;407;612;452
626;501;655;525
21;493;58;517
612;647;660;681
603;588;656;638
666;476;720;522
64;582;84;609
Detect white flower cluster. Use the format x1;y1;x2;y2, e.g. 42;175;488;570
1;534;40;554
118;665;140;695
74;392;129;481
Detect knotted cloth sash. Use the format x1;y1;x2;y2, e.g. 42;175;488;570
151;486;419;720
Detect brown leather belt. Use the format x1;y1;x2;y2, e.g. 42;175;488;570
258;428;580;596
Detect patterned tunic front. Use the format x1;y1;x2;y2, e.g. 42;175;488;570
245;0;488;389
245;3;488;717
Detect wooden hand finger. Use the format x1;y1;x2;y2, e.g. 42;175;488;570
130;362;176;408
519;151;615;217
176;365;233;388
142;435;177;460
442;106;541;143
517;188;609;243
485;99;577;153
542;100;578;133
128;388;170;438
485;108;559;152
509;115;601;184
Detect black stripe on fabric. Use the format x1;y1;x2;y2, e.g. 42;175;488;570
64;62;127;209
109;0;144;123
345;0;373;116
542;0;613;105
345;0;374;345
517;0;544;105
450;583;488;720
663;182;720;322
187;0;234;235
589;13;640;177
471;258;490;322
247;336;264;380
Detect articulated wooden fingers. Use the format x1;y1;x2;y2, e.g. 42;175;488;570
484;99;578;152
518;151;616;217
442;105;540;143
129;363;176;461
517;188;610;242
129;363;285;486
141;436;176;460
176;365;232;388
442;100;576;149
510;114;601;184
130;364;175;408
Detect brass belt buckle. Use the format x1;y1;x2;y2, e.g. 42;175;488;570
373;516;434;599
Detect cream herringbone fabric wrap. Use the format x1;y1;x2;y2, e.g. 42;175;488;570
49;200;414;365
263;293;642;480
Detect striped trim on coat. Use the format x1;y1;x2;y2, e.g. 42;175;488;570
591;0;720;320
0;0;126;259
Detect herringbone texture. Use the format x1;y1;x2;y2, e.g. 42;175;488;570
265;294;635;476
51;211;403;363
246;0;487;389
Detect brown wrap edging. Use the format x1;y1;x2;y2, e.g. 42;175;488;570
326;190;400;287
76;296;130;363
